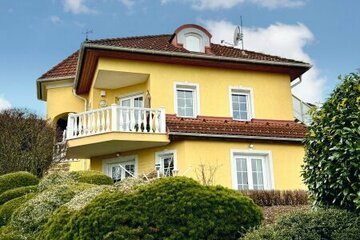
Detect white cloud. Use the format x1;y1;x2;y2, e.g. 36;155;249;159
201;19;326;104
0;96;11;111
160;0;305;10
120;0;135;8
63;0;96;14
50;15;62;24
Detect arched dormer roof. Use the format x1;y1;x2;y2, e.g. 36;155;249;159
170;24;212;53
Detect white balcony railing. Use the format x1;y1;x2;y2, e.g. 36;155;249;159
66;105;166;140
292;95;312;126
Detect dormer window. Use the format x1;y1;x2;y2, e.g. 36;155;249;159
171;24;212;53
184;33;202;52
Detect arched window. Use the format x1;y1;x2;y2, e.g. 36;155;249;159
184;34;202;52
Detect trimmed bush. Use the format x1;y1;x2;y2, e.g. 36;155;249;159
0;186;38;205
243;208;360;240
0;172;39;195
8;183;94;238
0;193;36;226
42;177;262;240
242;190;309;206
74;171;113;185
38;171;112;191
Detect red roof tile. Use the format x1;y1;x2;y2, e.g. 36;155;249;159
39;34;308;80
166;115;307;140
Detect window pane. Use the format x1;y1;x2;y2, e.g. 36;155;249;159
111;166;122;182
162;155;174;176
125;164;135;177
177;88;195;117
232;93;249;120
236;158;248;190
251;159;264;190
185;35;201;52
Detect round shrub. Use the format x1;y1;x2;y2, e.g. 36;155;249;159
0;185;38;205
0;193;36;226
302;72;360;210
38;171;112;191
243;208;360;240
74;171;113;185
42;177;262;240
8;183;94;237
0;172;39;195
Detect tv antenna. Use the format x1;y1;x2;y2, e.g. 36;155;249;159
82;29;93;41
233;16;244;49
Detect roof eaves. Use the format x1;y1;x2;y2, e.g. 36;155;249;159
168;132;304;142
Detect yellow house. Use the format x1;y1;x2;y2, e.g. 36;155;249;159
37;24;311;190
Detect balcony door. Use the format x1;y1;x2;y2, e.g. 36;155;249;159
119;94;144;131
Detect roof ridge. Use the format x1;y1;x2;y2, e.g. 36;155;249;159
38;51;78;79
88;34;173;44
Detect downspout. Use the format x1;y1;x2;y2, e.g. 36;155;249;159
291;75;302;88
72;89;88;111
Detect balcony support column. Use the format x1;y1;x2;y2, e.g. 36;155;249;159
111;104;118;131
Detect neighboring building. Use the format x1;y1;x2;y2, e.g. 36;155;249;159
37;24;311;190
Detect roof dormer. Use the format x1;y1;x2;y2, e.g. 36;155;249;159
171;24;212;53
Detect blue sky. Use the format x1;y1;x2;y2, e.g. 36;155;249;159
0;0;359;116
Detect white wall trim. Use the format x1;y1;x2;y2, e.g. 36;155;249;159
45;80;74;89
173;81;200;118
116;91;144;102
229;86;255;121
230;149;274;190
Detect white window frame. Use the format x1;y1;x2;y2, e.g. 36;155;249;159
174;82;200;118
229;86;255;121
102;155;138;181
230;149;274;190
155;150;177;176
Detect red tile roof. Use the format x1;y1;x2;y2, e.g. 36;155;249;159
39;34;308;80
166;115;307;140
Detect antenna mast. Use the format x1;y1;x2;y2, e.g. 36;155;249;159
82;29;93;41
240;16;244;50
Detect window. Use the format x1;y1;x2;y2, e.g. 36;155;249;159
156;151;177;176
103;156;137;183
232;151;273;190
175;83;199;118
119;94;144;130
230;88;254;121
184;34;201;52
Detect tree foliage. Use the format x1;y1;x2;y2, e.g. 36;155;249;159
0;109;56;177
302;72;360;210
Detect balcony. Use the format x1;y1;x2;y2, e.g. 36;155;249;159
64;105;169;158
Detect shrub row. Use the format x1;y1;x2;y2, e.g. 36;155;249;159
0;172;39;195
0;185;38;205
41;177;262;240
241;190;308;206
0;193;36;226
243;208;360;240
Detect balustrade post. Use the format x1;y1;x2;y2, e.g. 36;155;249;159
159;107;166;133
111;104;118;131
67;114;75;139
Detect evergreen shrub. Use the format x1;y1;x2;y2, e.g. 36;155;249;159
243;208;360;240
42;177;262;240
0;185;38;205
0;172;39;195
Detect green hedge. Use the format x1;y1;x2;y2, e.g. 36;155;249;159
0;186;38;205
243;208;360;240
41;177;262;240
74;171;113;185
38;171;112;191
241;190;309;206
0;172;39;195
0;193;36;226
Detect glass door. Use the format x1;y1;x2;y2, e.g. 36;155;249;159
119;94;144;131
108;160;136;183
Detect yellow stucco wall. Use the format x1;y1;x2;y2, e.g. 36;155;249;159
91;140;305;190
95;58;294;121
46;86;85;121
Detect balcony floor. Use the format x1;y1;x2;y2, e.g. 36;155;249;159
66;132;169;158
